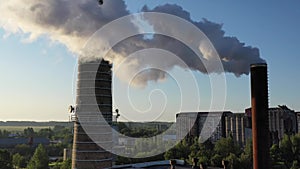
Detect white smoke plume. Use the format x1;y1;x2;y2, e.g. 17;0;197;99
141;4;266;75
0;0;265;87
0;0;129;53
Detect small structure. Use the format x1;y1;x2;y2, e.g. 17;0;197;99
192;158;199;169
170;159;176;169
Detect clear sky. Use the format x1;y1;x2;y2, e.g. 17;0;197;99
0;0;299;121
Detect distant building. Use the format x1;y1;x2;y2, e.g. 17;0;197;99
176;106;298;146
0;137;49;148
269;105;297;143
162;135;176;142
245;105;297;144
122;122;172;132
224;113;246;146
176;112;232;143
297;112;300;133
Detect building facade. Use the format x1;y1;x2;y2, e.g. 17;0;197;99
176;107;298;146
245;105;297;145
176;111;248;146
224;113;246;146
297;112;300;133
269;105;297;144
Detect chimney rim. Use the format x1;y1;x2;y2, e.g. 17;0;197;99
250;63;267;68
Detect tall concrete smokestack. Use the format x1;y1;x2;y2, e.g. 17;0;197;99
250;63;270;169
72;59;113;169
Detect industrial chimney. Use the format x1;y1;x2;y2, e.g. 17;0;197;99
71;59;113;169
250;63;270;169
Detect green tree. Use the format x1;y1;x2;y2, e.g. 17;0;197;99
280;135;294;168
188;138;213;165
270;144;282;165
210;137;243;168
0;130;10;138
37;128;53;138
164;139;191;160
12;144;34;163
239;154;252;169
275;133;300;168
13;144;33;156
211;154;222;167
12;153;26;169
224;153;240;169
214;137;241;158
23;127;35;137
244;138;253;158
0;149;13;169
27;144;49;169
187;138;200;163
290;160;300;169
290;133;300;162
61;159;72;169
237;139;252;169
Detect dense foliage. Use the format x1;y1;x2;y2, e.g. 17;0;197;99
164;133;300;169
0;149;13;169
0;125;73;169
164;136;249;168
27;144;49;169
1;123;300;169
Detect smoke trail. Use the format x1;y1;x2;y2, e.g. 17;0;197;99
142;4;266;76
0;1;265;86
0;0;129;53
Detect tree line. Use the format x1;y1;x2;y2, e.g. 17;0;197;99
0;125;73;169
115;133;300;169
0;144;71;169
164;133;300;169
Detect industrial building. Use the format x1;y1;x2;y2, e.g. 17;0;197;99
71;59;113;169
176;111;232;143
269;105;297;143
245;105;298;144
176;111;246;145
176;107;298;147
224;113;246;146
297;112;300;133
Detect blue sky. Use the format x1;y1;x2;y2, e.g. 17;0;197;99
0;0;299;121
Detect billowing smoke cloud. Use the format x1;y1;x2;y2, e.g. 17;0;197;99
141;4;265;75
0;0;129;53
0;0;265;87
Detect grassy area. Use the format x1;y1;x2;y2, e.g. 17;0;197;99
0;126;54;132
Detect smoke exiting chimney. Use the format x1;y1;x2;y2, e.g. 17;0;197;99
0;1;266;87
250;63;270;169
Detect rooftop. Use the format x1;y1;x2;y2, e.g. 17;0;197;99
112;160;222;169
